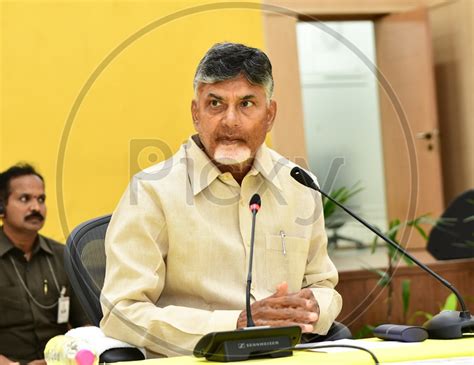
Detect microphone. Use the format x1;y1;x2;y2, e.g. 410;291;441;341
193;194;301;361
290;166;474;339
249;193;261;213
245;194;261;327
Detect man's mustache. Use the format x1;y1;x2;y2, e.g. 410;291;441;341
25;211;44;221
216;135;246;142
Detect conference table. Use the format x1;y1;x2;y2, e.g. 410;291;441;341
117;337;473;364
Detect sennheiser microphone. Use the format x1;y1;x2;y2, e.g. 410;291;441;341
245;193;261;327
290;166;474;339
193;194;301;361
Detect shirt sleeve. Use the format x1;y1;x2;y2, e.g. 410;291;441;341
303;188;342;335
100;177;241;357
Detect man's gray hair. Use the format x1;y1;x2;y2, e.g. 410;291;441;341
193;42;274;99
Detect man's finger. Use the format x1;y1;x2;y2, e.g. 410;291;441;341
255;319;314;333
295;289;319;312
264;295;312;310
253;305;319;323
272;281;288;298
297;288;314;299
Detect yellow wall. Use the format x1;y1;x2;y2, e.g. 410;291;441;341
1;0;265;241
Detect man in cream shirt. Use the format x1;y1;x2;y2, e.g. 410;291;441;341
101;42;342;357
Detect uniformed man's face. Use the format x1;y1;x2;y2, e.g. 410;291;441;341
2;175;47;234
191;75;276;165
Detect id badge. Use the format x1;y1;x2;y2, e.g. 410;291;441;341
57;295;70;324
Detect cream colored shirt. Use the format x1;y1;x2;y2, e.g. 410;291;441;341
100;136;342;357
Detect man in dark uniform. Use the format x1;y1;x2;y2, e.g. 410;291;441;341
0;164;89;365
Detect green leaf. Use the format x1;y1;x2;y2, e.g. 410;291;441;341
371;214;440;263
402;253;414;266
378;272;391;287
402;280;411;317
323;183;363;221
387;244;402;263
364;266;391;287
370;235;379;253
342;185;364;202
429;217;458;237
408;310;433;324
387;219;401;242
463;215;474;223
412;222;429;241
354;324;376;339
441;293;458;311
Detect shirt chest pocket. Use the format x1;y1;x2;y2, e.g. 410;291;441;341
0;285;30;327
264;234;309;293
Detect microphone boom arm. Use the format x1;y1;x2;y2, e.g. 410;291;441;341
290;166;472;329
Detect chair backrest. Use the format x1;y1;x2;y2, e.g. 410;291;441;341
64;214;112;326
427;189;474;260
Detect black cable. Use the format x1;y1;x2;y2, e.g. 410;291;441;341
293;344;380;365
222;344;380;363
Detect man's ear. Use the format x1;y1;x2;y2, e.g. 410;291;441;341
265;100;277;132
191;99;199;131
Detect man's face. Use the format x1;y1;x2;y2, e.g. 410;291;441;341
191;75;276;165
2;175;47;234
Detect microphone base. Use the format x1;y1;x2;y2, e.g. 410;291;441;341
193;325;301;362
424;310;474;339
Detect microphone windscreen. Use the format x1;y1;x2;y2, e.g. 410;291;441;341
290;167;317;190
249;194;261;210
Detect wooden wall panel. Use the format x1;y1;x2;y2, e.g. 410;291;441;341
263;13;309;164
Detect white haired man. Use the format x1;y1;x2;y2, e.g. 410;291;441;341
101;42;342;357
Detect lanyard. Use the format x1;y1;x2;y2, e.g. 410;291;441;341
9;255;62;309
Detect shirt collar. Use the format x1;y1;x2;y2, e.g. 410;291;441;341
186;136;222;196
185;135;283;196
0;227;53;257
37;234;54;255
250;143;283;192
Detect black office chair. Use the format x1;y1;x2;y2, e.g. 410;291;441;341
65;214;145;362
427;189;474;260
